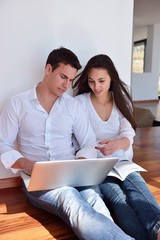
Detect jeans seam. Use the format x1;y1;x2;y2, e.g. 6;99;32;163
152;220;160;240
126;177;160;219
126;177;160;239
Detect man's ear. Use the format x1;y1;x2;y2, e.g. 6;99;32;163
45;64;52;75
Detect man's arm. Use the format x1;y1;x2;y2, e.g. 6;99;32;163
0;98;30;174
12;158;35;175
73;101;97;159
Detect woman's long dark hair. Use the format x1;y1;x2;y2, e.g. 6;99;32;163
72;54;137;130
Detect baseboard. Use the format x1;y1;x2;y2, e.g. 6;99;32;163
0;176;22;189
133;99;159;104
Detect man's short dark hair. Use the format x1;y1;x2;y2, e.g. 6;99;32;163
46;47;82;72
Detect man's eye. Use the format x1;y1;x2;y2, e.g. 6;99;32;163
61;75;66;79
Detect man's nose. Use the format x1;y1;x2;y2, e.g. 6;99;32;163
63;79;71;88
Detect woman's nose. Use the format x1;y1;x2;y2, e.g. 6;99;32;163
95;82;100;89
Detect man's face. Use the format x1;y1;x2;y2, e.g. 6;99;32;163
45;63;77;97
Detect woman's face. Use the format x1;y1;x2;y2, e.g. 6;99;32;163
88;68;111;97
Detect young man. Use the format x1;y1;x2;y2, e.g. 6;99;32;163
0;47;134;240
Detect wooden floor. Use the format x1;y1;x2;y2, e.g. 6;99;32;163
132;127;160;204
0;127;160;240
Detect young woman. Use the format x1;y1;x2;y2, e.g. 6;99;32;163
72;54;160;240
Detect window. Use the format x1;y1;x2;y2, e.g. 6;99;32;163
132;39;147;73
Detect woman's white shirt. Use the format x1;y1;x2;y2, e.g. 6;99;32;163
75;92;135;161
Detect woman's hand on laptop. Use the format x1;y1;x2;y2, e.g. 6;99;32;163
12;158;35;175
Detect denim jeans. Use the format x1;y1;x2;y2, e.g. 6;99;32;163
100;171;160;240
22;181;134;240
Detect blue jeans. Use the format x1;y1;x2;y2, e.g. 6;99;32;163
100;171;160;240
22;181;134;240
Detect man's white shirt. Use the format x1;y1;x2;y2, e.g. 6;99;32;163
0;84;97;173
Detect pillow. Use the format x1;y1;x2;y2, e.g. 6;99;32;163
135;107;155;128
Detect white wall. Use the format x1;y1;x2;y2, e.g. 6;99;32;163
0;0;134;179
133;26;148;42
132;24;160;101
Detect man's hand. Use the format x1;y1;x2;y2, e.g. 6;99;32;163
12;158;35;175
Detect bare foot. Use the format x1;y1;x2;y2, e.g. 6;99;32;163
157;230;160;240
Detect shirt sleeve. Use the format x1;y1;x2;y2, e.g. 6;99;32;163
118;112;135;149
0;98;23;173
73;101;97;159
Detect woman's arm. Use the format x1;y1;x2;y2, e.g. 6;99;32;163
95;112;135;156
95;137;130;156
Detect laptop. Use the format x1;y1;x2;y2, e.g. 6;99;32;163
21;157;118;191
